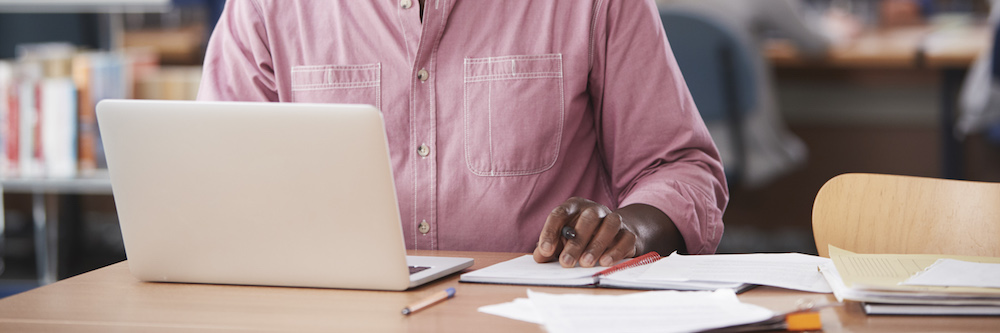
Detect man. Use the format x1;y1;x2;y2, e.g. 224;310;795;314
197;0;726;268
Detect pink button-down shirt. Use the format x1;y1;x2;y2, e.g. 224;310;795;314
198;0;727;254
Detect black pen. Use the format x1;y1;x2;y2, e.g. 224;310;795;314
561;225;576;240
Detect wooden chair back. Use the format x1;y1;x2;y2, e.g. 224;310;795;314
812;173;1000;257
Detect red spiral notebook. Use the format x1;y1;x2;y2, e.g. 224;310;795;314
460;252;753;292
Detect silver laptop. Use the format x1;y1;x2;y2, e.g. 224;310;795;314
96;99;473;291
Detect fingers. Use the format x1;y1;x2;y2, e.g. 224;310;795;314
533;200;579;263
559;204;609;267
599;223;638;267
580;212;624;267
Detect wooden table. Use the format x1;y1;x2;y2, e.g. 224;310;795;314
0;251;997;332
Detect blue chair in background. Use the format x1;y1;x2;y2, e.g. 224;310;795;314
660;9;759;185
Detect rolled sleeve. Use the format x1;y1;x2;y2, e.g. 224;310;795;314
197;0;278;102
591;0;728;254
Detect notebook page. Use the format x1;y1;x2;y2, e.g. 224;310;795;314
639;253;833;293
459;255;605;286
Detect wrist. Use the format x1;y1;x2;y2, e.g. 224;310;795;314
616;203;686;255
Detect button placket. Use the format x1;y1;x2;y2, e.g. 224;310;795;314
408;0;453;250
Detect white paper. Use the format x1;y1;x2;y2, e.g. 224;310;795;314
639;253;833;293
478;298;543;324
600;263;747;291
525;289;773;333
901;259;1000;289
818;262;848;302
459;255;605;284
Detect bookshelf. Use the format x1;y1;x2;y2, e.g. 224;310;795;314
0;0;179;288
2;173;112;285
0;0;170;13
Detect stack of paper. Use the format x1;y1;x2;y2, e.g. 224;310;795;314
819;245;1000;315
479;289;775;333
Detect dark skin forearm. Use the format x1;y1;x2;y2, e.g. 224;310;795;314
616;203;686;256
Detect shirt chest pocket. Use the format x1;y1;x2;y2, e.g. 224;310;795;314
290;63;381;110
463;54;565;176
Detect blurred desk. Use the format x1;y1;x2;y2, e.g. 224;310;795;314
1;172;113;286
767;26;930;68
1;250;998;332
767;25;990;179
923;26;991;68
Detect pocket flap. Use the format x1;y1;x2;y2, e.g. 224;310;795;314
464;54;562;82
291;64;380;90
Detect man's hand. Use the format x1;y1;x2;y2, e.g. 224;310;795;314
532;197;638;268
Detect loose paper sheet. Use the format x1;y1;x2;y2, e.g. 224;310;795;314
478;298;542;324
639;253;833;293
478;289;773;333
901;259;1000;289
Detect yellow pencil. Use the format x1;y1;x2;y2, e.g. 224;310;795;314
402;288;456;315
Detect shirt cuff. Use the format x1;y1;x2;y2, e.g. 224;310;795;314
619;179;724;254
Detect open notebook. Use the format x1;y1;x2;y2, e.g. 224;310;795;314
462;251;836;293
97;100;472;291
460;253;751;292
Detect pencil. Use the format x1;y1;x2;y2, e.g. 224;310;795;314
402;287;456;315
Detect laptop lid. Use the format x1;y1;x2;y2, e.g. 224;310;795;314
97;99;471;291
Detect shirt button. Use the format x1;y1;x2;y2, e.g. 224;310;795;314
417;69;429;82
400;0;412;9
418;220;431;234
417;144;430;157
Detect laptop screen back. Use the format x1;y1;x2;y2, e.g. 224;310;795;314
97;100;414;290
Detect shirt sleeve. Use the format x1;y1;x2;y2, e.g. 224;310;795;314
589;0;728;254
197;0;278;102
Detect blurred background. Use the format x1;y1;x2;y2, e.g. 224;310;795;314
0;0;997;297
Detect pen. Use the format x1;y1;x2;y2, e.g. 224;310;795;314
561;225;576;240
401;287;456;315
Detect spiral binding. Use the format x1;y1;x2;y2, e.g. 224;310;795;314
592;251;662;277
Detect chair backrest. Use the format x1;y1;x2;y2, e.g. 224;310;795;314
812;173;1000;257
659;9;757;122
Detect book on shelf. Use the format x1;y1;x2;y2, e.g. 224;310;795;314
82;51;129;172
820;245;1000;316
0;60;17;176
16;62;42;177
40;77;78;178
72;52;97;173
